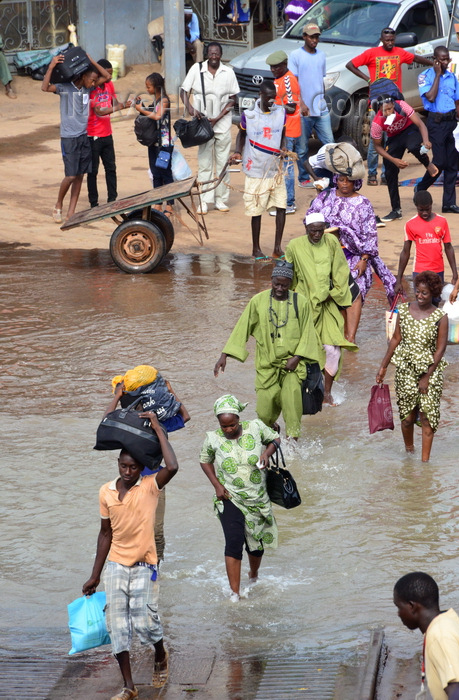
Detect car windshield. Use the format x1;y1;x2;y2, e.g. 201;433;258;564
287;0;399;46
448;0;459;50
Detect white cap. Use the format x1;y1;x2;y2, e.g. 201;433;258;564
305;212;325;225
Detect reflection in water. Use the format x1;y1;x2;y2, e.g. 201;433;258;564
1;249;459;666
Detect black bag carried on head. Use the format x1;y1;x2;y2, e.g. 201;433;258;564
369;77;404;103
266;445;301;509
134;110;160;147
302;362;324;415
94;399;164;469
173;61;214;148
50;45;91;83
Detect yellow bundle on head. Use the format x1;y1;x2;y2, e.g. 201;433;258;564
111;365;158;393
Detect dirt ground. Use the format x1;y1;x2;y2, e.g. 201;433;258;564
1;62;456;277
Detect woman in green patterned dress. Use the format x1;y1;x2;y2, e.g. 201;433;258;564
200;394;280;601
376;271;448;462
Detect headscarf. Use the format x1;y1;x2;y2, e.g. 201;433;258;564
111;365;158;393
213;394;248;416
333;173;363;191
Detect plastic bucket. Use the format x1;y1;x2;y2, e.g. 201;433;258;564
106;44;126;77
110;60;119;81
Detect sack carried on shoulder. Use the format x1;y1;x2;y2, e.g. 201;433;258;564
94;398;164;469
266;445;301;509
173;116;214;148
134;113;160;147
302;362;324;415
368;383;394;434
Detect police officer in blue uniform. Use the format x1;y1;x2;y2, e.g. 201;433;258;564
416;45;459;213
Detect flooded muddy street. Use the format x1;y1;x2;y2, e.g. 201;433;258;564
2;246;459;673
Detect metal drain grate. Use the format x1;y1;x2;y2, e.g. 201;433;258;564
255;657;342;700
0;655;66;699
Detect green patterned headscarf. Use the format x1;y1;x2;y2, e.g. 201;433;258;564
213;394;248;416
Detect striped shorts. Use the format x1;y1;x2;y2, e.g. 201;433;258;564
104;561;163;654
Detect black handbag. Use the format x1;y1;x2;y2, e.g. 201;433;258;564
302;362;324;415
173;116;214;148
94;399;164;469
173;62;214;148
291;292;324;416
266;445;301;509
134;106;160;148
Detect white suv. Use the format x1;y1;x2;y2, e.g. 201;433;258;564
230;0;452;154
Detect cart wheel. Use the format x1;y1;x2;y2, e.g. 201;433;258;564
110;220;166;273
126;209;175;253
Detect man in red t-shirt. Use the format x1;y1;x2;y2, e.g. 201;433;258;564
266;50;301;215
346;28;433;185
87;58;131;208
395;190;457;299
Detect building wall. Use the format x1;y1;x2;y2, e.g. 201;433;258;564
78;0;163;65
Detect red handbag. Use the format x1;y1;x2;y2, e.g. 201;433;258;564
368;384;394;434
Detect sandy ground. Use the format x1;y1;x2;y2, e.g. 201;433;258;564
1;62;457;278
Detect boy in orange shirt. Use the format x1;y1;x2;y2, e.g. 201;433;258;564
266;50;301;214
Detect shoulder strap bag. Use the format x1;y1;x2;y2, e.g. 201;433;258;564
266;444;301;509
173;62;214;148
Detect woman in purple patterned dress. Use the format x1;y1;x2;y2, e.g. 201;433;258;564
307;174;396;342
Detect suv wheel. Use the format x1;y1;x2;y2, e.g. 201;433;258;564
341;94;372;159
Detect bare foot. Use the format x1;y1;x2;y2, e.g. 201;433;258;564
323;392;338;407
427;162;439;177
405;445;415;454
248;572;258;584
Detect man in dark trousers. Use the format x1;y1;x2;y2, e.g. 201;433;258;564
346;27;433;192
416;46;459;214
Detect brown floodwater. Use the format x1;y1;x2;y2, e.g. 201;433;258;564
2;246;459;666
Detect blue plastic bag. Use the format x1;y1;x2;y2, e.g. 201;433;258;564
68;592;111;655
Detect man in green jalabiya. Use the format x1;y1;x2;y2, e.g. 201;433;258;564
214;260;323;440
285;212;358;406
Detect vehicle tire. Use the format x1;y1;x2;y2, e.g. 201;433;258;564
126;209;174;253
110;220;166;273
341;94;372;158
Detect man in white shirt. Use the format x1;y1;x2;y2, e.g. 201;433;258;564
180;42;239;214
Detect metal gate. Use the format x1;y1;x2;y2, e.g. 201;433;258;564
0;0;77;53
190;0;285;61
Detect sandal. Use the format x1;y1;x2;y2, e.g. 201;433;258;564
110;688;138;700
152;651;169;688
52;207;62;224
367;176;378;186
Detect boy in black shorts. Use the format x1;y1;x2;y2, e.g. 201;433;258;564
42;54;110;223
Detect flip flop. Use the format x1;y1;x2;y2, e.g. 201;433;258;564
253;255;270;261
52;207;62;224
271;254;285;260
152;651;169;688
